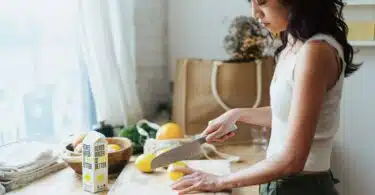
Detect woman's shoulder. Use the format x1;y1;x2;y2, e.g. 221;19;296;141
303;33;344;60
297;41;338;72
300;40;338;60
294;37;342;89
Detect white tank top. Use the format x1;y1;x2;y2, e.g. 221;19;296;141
267;34;346;172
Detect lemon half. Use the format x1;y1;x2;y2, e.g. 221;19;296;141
135;153;156;173
167;161;188;181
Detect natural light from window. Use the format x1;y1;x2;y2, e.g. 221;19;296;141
0;0;93;146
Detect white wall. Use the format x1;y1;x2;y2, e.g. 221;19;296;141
168;1;375;195
134;0;169;117
167;0;252;80
134;0;252;116
340;48;375;195
335;5;375;195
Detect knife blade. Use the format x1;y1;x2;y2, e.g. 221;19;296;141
150;124;237;169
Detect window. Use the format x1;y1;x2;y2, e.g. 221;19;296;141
0;0;95;145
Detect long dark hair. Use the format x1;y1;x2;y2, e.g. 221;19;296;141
252;0;362;77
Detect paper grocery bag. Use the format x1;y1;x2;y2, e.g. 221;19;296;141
172;57;275;144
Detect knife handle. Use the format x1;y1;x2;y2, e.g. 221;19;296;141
214;123;238;138
196;123;238;144
208;120;238;133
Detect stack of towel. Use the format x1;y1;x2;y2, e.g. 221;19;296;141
0;141;67;195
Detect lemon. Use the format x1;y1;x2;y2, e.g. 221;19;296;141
156;123;184;140
107;144;121;153
135;153;156;173
167;161;188;181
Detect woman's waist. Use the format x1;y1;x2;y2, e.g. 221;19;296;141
275;169;340;185
267;137;334;171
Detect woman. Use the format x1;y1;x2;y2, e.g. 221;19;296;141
170;0;361;194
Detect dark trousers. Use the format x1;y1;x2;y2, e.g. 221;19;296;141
259;170;340;195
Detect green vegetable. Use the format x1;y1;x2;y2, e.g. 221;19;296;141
92;121;114;137
119;122;158;155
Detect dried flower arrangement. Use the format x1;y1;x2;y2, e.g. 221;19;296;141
223;15;281;62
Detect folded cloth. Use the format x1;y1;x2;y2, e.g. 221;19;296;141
0;153;59;181
0;141;67;193
0;184;5;195
0;161;67;193
0;141;55;168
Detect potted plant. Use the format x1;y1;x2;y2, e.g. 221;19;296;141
223;15;281;62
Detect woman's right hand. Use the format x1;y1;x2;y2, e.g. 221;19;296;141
201;109;241;143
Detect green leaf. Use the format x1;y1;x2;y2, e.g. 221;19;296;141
119;121;159;155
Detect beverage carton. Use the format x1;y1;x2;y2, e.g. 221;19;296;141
82;131;108;193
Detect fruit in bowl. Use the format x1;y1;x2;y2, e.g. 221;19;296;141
61;134;133;175
107;144;122;153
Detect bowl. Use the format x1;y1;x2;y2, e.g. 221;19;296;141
61;136;133;175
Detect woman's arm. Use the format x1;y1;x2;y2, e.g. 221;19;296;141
219;41;340;188
202;106;272;143
234;106;272;128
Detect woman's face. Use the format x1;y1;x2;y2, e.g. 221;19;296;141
251;0;289;34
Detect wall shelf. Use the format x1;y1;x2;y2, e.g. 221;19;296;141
349;40;375;47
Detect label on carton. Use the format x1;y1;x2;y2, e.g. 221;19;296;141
82;131;108;193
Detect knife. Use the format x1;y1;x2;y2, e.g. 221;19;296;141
150;124;238;169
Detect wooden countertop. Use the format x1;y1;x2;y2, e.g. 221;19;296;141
6;144;266;195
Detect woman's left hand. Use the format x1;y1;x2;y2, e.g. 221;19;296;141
170;166;228;195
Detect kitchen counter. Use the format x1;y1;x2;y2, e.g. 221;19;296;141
6;144;266;195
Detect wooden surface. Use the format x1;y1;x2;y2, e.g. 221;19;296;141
6;144;266;195
109;160;231;195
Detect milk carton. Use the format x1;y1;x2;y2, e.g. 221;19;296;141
82;131;108;193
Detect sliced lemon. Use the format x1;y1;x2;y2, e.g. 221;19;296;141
167;161;188;181
135;153;156;173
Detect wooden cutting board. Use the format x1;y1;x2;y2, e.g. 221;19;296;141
108;160;232;195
